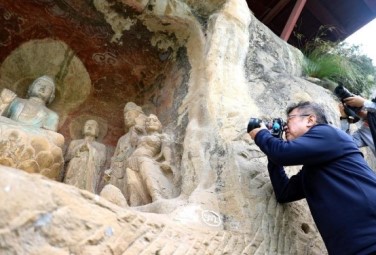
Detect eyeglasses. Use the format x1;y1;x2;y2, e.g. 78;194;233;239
287;114;311;120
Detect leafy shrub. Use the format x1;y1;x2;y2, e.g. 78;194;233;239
300;27;376;96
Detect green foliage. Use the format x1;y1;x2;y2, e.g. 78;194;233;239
301;26;376;96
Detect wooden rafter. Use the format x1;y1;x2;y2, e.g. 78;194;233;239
262;0;291;24
306;0;346;34
281;0;307;41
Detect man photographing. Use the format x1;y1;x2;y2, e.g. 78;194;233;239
339;94;376;157
248;101;376;255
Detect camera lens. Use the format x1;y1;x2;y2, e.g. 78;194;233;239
247;118;261;133
334;85;353;100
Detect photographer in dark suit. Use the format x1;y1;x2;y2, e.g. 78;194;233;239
339;95;376;157
248;101;376;255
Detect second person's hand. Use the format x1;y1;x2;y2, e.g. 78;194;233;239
343;96;365;107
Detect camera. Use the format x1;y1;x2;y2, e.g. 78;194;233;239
334;83;361;122
247;117;285;138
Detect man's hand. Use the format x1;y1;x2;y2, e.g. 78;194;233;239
343;96;365;107
249;128;261;140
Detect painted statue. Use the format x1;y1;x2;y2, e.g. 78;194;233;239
0;75;59;131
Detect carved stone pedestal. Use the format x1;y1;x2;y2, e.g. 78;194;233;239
0;116;64;180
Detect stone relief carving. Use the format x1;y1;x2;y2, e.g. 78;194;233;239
126;114;177;206
0;1;341;253
0;88;17;115
0;75;64;180
64;119;107;194
104;102;147;198
103;102;178;206
0;75;59;131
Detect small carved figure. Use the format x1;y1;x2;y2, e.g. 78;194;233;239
105;102;146;197
125;114;176;206
64;119;106;193
0;75;59;131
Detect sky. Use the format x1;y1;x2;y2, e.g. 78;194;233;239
345;18;376;65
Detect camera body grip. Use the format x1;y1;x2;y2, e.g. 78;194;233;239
247;118;262;133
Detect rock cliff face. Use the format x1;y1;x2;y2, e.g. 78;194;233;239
1;0;372;254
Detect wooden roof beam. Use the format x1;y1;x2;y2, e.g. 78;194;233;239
262;0;291;25
281;0;307;41
306;0;346;34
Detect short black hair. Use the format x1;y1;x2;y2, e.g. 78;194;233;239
286;101;328;124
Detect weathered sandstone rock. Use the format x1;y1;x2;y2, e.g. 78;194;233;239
2;0;375;254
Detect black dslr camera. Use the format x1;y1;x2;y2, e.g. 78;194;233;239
247;117;285;138
334;83;362;123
